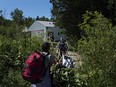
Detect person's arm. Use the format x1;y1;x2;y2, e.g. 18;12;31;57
50;55;58;65
56;42;60;48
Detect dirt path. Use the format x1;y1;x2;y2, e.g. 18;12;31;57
67;51;82;68
67;51;81;61
55;48;82;68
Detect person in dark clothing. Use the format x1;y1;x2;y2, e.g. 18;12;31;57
30;42;56;87
57;38;68;58
48;33;54;42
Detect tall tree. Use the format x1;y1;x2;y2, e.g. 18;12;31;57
10;8;24;25
0;10;3;16
50;0;88;40
0;10;5;26
24;17;35;28
36;16;40;20
50;0;116;40
107;0;116;24
36;16;50;21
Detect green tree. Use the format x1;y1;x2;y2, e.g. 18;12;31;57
36;16;50;21
50;0;83;40
50;0;116;40
10;8;24;25
78;11;116;87
24;17;35;28
107;0;116;24
0;36;43;87
0;10;6;26
0;15;5;26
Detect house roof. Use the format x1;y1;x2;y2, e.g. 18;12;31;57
37;21;55;27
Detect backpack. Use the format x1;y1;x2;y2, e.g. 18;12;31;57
61;55;74;68
22;51;49;83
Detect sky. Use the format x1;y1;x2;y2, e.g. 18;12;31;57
0;0;52;19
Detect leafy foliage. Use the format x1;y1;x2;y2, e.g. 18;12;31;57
0;8;55;87
10;8;24;25
50;0;116;40
50;0;82;40
78;11;116;86
52;65;77;87
0;4;116;86
2;69;30;87
0;36;43;86
36;16;50;21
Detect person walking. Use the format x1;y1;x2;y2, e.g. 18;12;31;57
57;38;68;58
30;42;56;87
22;42;56;87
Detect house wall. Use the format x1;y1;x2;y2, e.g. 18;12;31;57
31;30;44;38
29;21;46;40
28;21;65;41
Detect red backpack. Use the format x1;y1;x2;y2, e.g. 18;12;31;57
22;51;49;83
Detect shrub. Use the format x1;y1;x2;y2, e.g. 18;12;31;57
52;66;78;87
0;36;43;86
2;69;30;87
78;11;116;86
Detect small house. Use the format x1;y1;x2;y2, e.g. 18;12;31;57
28;21;65;41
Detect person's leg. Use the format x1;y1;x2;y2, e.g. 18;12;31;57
50;73;53;87
58;49;61;59
60;50;62;58
62;50;66;56
41;70;51;87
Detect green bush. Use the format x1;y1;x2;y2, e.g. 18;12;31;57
0;36;43;86
78;11;116;87
52;66;78;87
51;63;88;87
2;69;30;87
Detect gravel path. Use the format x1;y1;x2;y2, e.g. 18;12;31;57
55;49;82;68
67;51;81;61
67;51;82;68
